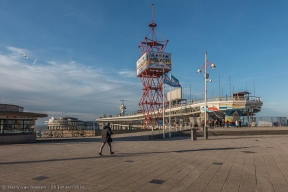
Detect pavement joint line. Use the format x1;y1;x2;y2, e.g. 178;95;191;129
173;139;229;190
146;144;212;191
99;148;173;190
220;140;244;191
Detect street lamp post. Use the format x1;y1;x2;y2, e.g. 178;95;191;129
197;52;216;139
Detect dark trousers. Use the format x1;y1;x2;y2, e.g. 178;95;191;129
99;141;112;153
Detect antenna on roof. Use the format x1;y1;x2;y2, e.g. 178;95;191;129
152;4;154;23
149;4;157;34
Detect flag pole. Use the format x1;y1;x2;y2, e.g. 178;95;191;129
163;69;165;138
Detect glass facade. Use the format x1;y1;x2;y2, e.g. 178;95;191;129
0;119;36;134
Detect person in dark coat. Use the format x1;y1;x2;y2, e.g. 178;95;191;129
99;122;114;156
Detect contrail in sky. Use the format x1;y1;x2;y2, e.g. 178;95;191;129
33;58;38;65
216;71;288;86
233;72;288;82
65;12;76;16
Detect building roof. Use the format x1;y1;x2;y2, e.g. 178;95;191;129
0;104;23;112
232;91;251;96
0;111;47;117
0;104;47;118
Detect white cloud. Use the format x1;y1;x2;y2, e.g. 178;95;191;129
6;46;32;59
65;12;76;16
118;70;135;77
7;46;29;54
0;47;142;124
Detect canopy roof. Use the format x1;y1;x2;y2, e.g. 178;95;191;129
233;91;251;96
0;111;47;118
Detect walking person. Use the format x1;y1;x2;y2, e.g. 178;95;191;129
235;119;239;128
99;122;114;156
239;119;242;128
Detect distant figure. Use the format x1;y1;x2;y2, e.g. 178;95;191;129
99;122;114;156
209;119;212;129
219;119;222;127
194;122;199;130
201;120;205;130
235;119;239;128
211;120;215;129
226;120;230;127
239;120;242;128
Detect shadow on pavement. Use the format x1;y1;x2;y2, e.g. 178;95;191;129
0;147;248;165
34;135;191;144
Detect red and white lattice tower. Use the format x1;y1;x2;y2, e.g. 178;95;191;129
136;4;171;128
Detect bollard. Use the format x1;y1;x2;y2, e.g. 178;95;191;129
191;128;197;140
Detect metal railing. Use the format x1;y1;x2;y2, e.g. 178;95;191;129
186;96;262;105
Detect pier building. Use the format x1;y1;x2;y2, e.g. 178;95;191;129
96;92;263;130
0;104;47;143
45;117;98;130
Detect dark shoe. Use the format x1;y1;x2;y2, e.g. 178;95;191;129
99;152;102;156
110;152;114;155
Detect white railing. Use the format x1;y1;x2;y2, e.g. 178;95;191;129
174;96;262;109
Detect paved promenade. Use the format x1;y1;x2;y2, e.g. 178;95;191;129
1;128;288;191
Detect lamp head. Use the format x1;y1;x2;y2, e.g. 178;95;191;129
209;79;212;82
197;68;202;73
210;63;216;69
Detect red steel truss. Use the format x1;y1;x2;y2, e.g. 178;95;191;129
137;4;170;128
139;70;167;128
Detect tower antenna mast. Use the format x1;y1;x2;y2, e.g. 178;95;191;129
136;4;172;128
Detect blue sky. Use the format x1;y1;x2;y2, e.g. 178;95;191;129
0;0;287;124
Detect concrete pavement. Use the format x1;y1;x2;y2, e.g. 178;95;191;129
1;128;288;191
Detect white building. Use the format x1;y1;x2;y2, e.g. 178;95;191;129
45;117;97;130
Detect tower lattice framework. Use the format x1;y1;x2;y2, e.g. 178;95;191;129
137;4;170;128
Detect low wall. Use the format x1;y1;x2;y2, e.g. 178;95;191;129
37;130;95;138
36;129;148;138
0;133;36;144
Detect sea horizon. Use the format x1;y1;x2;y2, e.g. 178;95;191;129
36;124;47;130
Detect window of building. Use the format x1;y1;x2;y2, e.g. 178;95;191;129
0;119;35;134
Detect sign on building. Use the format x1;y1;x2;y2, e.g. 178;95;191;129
136;52;172;76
